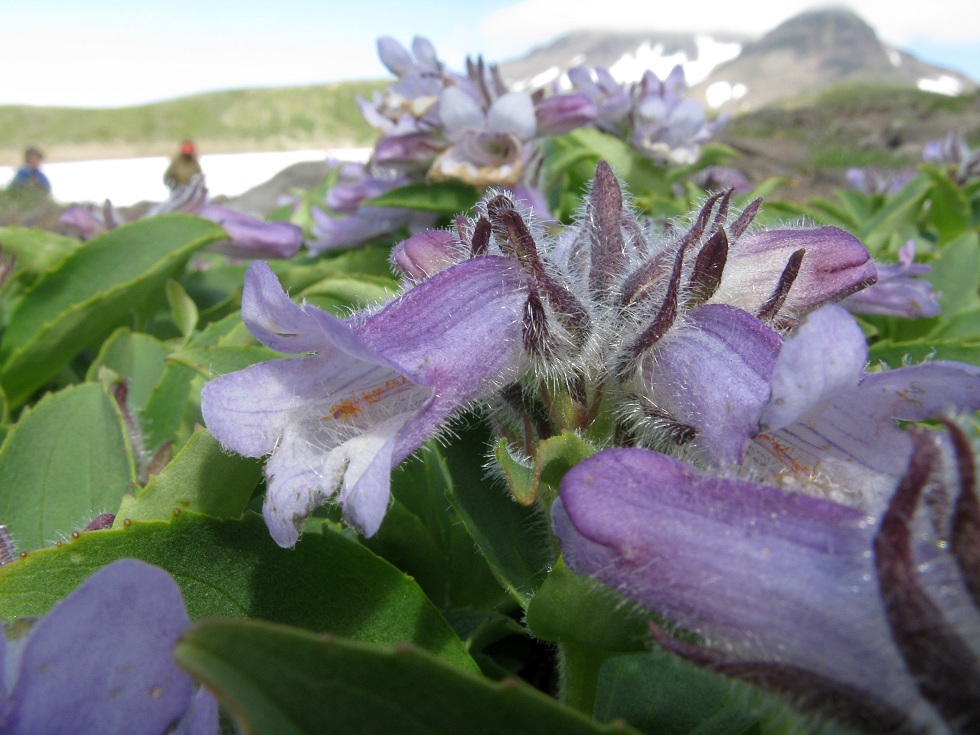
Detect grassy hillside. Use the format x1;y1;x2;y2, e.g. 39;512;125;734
0;80;387;163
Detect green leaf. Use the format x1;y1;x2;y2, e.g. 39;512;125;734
366;446;511;612
114;425;260;524
0;383;136;550
176;618;637;735
856;175;931;251
594;652;769;735
141;312;245;450
0;225;81;277
0;512;474;669
868;338;980;368
300;274;395;315
168;344;284;377
0;215;225;407
165;278;199;341
926;232;980;319
525;560;650;652
365;181;481;214
925;170;972;243
441;422;556;606
85;328;171;415
495;431;596;506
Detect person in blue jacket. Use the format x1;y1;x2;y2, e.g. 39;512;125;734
8;147;51;194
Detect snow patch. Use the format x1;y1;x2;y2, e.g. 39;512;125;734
706;81;748;108
917;75;963;95
607;34;741;85
1;148;370;207
888;49;902;67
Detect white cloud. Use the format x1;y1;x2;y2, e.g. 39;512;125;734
479;0;980;58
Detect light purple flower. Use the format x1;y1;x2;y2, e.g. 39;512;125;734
924;131;980;184
58;177;302;259
310;162;435;252
748;304;980;512
429;87;537;187
553;424;980;733
842;240;941;318
0;559;217;735
845;166;915;195
567;66;632;135
201;259;530;546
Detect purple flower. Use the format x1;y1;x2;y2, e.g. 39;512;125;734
845;167;915;195
553;423;980;733
201;259;530;546
924;131;980;184
309;162;435;252
842;240;941;318
196;204;302;259
429;87;537;187
567;66;632;135
533;92;597;137
58;177;302;259
0;559;217;734
748;304;980;512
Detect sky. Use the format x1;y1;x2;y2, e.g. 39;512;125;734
1;0;978;108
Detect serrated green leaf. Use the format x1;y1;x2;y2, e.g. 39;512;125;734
594;652;779;735
0;225;81;278
115;425;260;524
0;215;225;407
868;338;980;368
176;618;637;735
365;181;481;214
0;512;474;669
0;383;136;550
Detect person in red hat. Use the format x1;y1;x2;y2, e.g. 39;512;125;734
163;139;203;190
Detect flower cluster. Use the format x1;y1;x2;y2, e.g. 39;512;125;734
199;161;980;556
309;36;597;250
924;131;980;185
569;64;725;165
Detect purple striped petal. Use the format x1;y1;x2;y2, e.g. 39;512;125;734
639;305;781;464
716;227;877;316
553;448;925;716
203;256;530;545
197;205;302;259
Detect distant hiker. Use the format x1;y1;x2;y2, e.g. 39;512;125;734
164;140;203;190
7;147;51;195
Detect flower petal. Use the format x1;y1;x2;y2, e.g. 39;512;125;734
641;305;781;464
716;227;877;316
554;448;923;715
239;260;329;353
761;305;867;432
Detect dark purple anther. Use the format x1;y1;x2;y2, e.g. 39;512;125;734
687;229;728;306
757;248;805;323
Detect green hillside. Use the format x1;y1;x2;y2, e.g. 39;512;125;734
0;80;387;162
